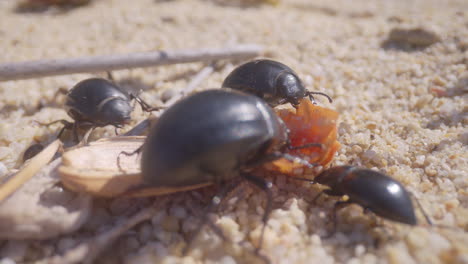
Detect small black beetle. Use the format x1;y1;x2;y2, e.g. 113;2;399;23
311;166;432;234
222;59;332;107
47;78;158;142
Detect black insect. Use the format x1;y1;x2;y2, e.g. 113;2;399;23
44;78;158;142
222;59;332;107
123;89;318;257
311;166;431;234
22;143;44;162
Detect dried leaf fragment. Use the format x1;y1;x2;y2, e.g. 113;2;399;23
59;137;144;197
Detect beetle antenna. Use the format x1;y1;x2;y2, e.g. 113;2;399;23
130;93;164;113
409;192;433;226
306;91;333;104
405;193;458;230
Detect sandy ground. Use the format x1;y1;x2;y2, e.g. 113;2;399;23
0;0;467;263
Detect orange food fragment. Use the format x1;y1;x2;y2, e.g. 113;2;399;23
269;99;340;175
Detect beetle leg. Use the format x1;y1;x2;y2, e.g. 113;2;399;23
182;179;240;255
57;121;74;139
241;173;273;254
306;91;333;104
130;93;164;112
324;200;353;238
312;191;324;204
408;192;433;225
76;126;95;147
34;119;72;127
34;119;74;140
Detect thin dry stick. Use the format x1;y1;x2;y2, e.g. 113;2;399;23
0;44;263;81
47;198;167;264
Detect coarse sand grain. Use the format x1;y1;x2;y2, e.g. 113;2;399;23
0;0;466;263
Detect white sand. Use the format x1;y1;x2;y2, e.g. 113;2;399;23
0;0;466;263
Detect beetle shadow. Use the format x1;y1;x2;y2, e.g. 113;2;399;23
13;0;92;15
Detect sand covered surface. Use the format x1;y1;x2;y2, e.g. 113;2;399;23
0;0;467;263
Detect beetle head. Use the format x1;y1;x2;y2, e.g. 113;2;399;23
98;98;133;125
276;72;306;106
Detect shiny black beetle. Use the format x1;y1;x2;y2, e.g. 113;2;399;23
125;89;318;255
311;166;431;233
222;59;332;107
140;88;313;188
48;78;157;142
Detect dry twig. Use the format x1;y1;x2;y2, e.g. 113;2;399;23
0;44;263;81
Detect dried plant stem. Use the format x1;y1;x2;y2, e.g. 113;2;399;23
0;44;263;81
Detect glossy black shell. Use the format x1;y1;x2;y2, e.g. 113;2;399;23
222;59;307;107
315;166;417;225
65;78;132;127
141;89;288;187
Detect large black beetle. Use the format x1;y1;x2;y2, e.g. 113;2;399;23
129;89;317;256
